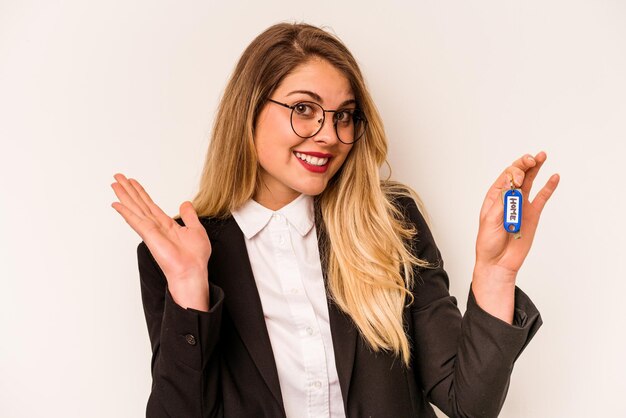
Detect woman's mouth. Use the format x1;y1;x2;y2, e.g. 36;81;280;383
294;151;329;166
294;151;330;173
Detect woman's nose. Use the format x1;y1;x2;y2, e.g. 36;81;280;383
311;114;339;144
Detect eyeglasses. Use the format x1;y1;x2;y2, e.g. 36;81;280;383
267;98;367;144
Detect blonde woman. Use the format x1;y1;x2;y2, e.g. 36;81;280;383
111;23;559;418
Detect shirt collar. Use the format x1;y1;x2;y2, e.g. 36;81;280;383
232;193;315;239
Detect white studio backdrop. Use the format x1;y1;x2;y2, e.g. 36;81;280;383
1;1;624;417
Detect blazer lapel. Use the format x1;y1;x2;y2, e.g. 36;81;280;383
205;217;284;411
204;206;358;413
314;203;357;408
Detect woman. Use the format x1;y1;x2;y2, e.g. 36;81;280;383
111;23;559;418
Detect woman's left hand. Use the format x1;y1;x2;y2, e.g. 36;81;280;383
474;151;560;282
471;151;559;323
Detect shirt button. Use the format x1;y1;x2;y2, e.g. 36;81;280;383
306;327;314;335
185;334;197;345
278;236;285;245
313;380;322;389
290;288;299;294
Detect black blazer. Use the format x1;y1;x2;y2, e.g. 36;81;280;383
137;195;542;418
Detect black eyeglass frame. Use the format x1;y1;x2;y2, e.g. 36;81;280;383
267;98;367;144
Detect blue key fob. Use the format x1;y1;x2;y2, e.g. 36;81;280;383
503;189;523;234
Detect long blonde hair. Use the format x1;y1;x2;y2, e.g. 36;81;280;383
185;23;428;366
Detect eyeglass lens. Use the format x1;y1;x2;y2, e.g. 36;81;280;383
290;102;365;144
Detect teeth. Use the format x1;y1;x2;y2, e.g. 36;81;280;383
295;152;329;166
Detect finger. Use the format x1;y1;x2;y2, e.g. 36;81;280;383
505;166;527;189
506;153;536;189
531;173;560;213
481;164;528;217
483;187;506;227
480;153;539;219
113;173;153;219
128;177;175;227
179;201;203;229
520;151;547;196
511;153;537;172
480;171;510;219
111;177;146;219
485;156;531;193
111;201;149;241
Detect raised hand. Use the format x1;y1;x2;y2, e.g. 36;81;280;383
471;152;560;323
475;151;560;274
110;173;212;310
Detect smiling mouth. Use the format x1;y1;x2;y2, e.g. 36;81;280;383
294;151;330;167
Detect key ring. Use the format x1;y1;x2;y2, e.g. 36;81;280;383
503;176;523;239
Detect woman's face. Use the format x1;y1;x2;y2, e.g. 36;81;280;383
253;58;355;210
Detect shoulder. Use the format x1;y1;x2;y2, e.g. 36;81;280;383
381;180;441;265
381;180;429;231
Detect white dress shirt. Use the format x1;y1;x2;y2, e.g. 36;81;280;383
231;193;346;418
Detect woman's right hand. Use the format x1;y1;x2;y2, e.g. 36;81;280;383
110;173;212;310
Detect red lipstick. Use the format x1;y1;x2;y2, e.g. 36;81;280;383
293;151;333;158
293;151;331;173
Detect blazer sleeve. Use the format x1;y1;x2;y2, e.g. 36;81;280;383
401;196;543;418
137;241;225;418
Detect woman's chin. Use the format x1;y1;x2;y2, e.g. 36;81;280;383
296;180;330;196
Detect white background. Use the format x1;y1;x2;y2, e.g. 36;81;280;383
1;1;624;417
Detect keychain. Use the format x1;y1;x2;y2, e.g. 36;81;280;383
503;179;523;239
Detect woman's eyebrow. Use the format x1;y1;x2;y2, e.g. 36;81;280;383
337;99;356;108
286;90;356;108
287;90;323;102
